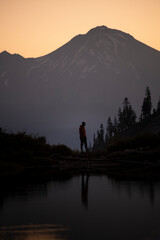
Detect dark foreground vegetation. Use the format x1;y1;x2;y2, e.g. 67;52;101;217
0;128;72;173
1;128;160;181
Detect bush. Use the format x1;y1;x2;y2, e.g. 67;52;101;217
0;129;51;159
51;144;72;156
107;133;160;152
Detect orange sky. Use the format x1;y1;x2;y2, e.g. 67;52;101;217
1;0;160;58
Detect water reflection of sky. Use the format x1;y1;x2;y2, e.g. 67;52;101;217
0;224;68;240
1;175;160;240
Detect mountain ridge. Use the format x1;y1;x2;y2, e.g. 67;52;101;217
1;26;159;59
0;26;160;148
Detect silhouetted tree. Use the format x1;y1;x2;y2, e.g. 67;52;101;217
157;96;160;112
99;123;105;145
105;132;109;145
106;117;113;139
96;130;100;148
118;98;136;131
93;124;105;150
93;133;96;145
93;130;101;150
113;116;119;136
117;107;123;131
141;86;152;119
118;97;137;132
128;104;137;127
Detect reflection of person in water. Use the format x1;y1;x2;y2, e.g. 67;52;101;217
81;174;89;208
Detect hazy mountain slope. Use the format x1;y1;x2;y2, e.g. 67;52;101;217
0;26;160;148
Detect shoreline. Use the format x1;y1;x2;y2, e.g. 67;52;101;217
1;148;160;181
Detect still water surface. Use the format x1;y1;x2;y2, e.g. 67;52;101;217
0;175;160;240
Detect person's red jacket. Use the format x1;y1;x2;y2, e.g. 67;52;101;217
79;125;86;138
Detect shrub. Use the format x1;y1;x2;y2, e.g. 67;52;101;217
51;144;72;156
0;128;51;158
107;133;160;152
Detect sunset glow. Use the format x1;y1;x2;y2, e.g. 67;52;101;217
1;0;160;58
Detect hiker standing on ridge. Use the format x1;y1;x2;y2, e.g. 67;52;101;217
79;121;88;152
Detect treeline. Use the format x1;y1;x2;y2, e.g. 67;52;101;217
93;86;160;150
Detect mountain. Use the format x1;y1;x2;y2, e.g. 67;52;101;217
0;26;160;148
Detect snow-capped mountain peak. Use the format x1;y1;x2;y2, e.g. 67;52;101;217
0;26;160;147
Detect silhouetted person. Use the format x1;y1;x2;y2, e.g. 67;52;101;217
79;121;88;152
81;174;89;208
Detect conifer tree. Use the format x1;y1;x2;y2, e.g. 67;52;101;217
96;130;101;150
105;132;109;145
99;123;104;145
157;96;160;112
118;98;136;131
141;86;152;119
118;107;123;132
106;117;113;139
93;133;97;150
113;116;118;136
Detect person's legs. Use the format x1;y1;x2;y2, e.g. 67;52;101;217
84;138;88;152
80;138;84;152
